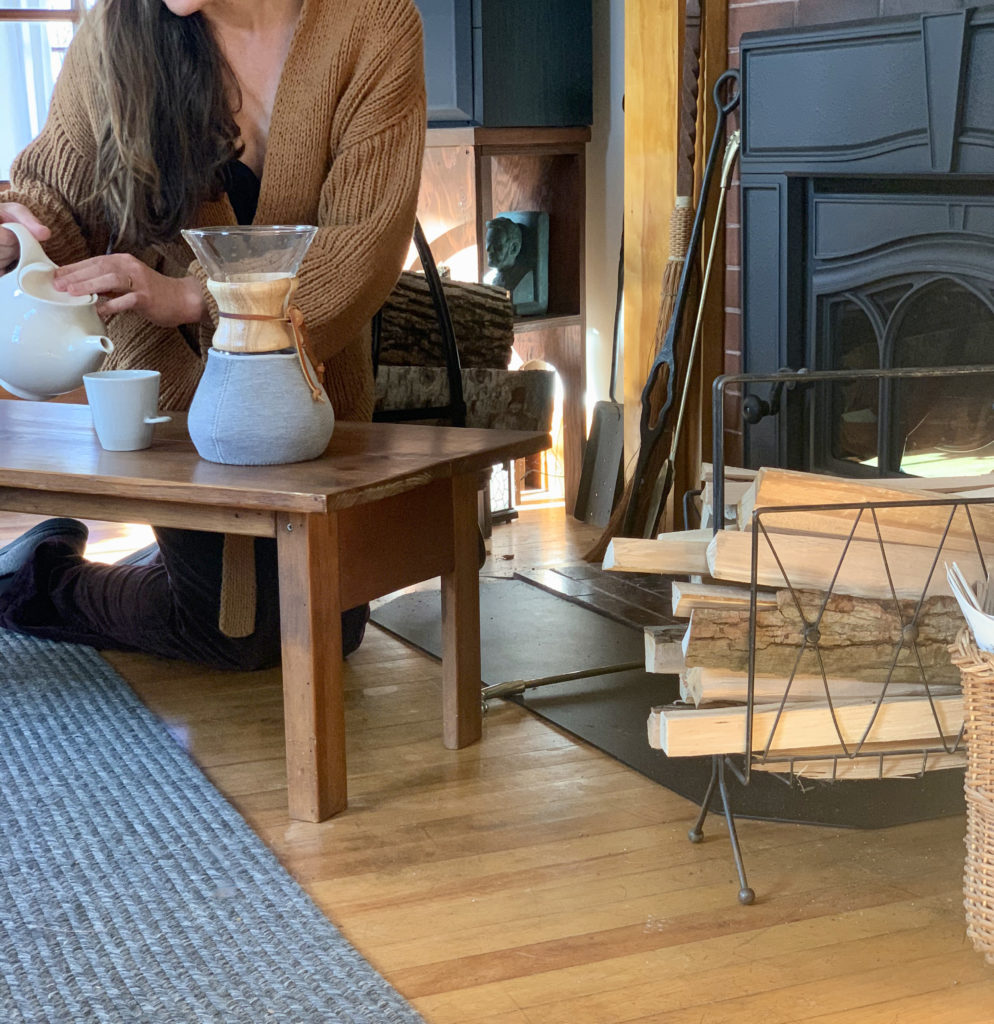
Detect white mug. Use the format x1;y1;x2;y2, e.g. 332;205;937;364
83;369;171;451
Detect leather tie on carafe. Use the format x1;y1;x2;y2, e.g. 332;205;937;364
216;306;326;401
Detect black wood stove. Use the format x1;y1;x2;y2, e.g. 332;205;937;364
739;5;994;476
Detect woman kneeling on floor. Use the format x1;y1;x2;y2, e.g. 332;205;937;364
0;0;426;668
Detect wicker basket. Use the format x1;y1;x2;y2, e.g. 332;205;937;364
950;627;994;964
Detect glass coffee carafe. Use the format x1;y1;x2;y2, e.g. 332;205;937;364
181;225;334;465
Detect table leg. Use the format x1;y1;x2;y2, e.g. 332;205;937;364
440;472;483;749
276;510;346;822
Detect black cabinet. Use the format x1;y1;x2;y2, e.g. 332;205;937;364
414;0;592;128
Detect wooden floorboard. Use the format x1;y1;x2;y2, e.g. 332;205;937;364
2;504;992;1019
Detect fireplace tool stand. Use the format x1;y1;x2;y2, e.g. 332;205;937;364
681;364;994;903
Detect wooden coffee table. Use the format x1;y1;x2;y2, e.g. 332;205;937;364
0;400;549;821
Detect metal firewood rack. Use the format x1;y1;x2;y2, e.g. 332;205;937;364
688;365;994;904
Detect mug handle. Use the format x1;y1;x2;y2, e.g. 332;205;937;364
143;414;171;425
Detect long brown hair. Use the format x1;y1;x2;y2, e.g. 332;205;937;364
90;0;242;251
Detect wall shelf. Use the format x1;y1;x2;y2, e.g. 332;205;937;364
411;1;591;512
513;313;582;333
417;126;590;513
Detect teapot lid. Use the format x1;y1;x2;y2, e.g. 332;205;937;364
19;265;97;307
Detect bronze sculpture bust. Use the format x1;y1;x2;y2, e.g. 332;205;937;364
483;212;548;316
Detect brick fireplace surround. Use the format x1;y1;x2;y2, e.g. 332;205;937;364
723;0;987;470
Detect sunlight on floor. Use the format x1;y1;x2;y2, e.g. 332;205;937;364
862;450;994;479
0;515;154;565
84;523;156;564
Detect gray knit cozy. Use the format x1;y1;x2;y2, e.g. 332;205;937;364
187;349;335;465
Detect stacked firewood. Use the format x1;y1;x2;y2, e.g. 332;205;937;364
377;272;514;368
604;466;994;778
373;271;557;431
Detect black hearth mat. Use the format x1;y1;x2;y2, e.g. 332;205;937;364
371;578;644;685
512;565;675;629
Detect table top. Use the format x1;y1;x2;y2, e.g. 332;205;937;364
0;400;550;514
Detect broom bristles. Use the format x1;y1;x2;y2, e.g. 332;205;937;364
643;199;694;384
585;199;694;565
583;472;634;563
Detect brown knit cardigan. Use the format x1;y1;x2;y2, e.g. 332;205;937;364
2;0;427;419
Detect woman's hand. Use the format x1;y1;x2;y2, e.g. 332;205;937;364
0;203;51;271
52;254;206;327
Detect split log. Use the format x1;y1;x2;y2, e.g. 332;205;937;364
647;694;964;757
844;473;994;493
700;463;757;483
751;743;966;779
682;590;963;683
374;367;555;430
670;579;776;617
603;530;713;577
700;479;750;529
737;467;994;551
680;665;960;706
644;627;685;675
706;527;986;600
952;485;994;500
731;471;992;494
377;273;514;368
644;624;687;674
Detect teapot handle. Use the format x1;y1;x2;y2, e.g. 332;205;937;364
1;221;55;276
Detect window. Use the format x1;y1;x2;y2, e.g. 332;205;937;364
1;0;95;179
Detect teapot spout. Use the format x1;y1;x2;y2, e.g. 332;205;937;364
85;335;115;355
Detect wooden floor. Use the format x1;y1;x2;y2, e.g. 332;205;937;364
3;505;994;1021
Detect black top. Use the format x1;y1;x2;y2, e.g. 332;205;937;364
223;160;261;226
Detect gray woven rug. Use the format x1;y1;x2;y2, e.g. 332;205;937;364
0;629;425;1024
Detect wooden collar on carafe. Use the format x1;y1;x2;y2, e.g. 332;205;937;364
217;307;326;401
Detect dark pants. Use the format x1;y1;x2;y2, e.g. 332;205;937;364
0;526;367;670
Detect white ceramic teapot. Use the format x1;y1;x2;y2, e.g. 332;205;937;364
0;222;113;400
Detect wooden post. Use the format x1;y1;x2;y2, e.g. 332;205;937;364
624;0;681;468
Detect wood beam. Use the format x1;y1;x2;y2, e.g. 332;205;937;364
624;0;681;465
